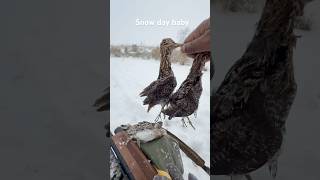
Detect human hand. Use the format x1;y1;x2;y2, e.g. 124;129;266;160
181;18;210;57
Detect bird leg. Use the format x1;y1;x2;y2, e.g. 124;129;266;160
180;117;196;129
162;111;167;120
154;112;162;122
162;101;171;120
181;117;188;128
155;105;165;122
186;116;196;130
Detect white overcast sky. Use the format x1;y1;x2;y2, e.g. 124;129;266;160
110;0;210;46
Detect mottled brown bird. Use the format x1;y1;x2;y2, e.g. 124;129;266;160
211;0;304;179
120;121;166;147
140;38;181;121
163;52;210;128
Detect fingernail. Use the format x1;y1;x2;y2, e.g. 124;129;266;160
181;45;185;53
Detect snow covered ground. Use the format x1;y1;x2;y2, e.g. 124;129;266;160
110;57;211;179
212;1;320;179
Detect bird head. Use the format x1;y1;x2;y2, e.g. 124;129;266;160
160;38;182;50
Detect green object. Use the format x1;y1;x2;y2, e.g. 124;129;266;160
140;135;184;174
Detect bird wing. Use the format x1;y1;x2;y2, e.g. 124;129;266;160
212;55;265;121
140;80;158;96
140;75;176;97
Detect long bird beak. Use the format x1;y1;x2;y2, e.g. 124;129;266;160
174;43;183;48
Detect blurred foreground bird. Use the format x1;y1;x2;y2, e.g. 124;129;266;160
140;38;181;121
163;52;210;128
211;0;303;179
94;88;110;111
94;87;110;136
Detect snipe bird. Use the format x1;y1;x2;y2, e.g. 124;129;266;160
211;0;304;179
140;38;181;121
163;52;210;129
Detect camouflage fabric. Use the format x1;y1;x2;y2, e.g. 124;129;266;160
140;135;184;175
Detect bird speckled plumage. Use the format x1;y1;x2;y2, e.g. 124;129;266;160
120;121;166;147
211;0;303;179
163;53;210;123
140;38;181;114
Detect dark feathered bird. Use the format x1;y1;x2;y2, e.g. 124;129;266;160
210;0;303;178
211;0;304;179
163;52;210;127
140;38;181;120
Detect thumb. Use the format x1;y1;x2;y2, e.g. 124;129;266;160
181;30;210;55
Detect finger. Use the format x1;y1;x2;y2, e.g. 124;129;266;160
184;18;210;44
185;54;195;58
182;29;210;54
184;18;210;43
